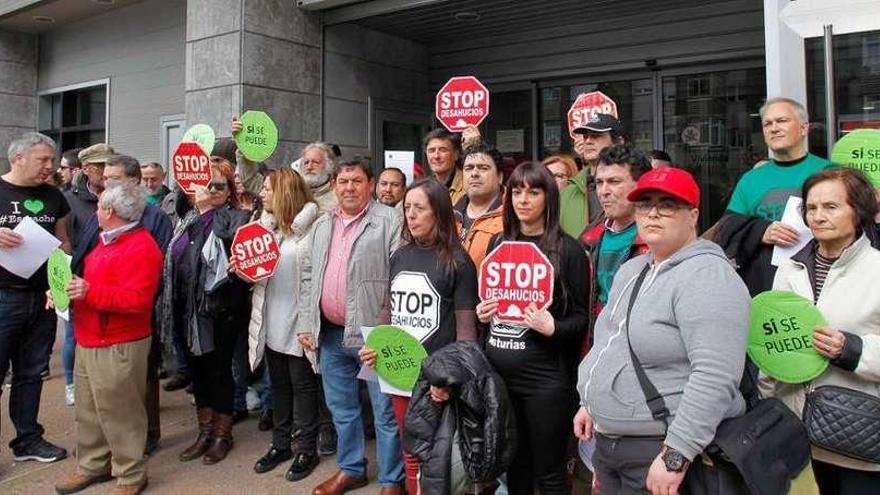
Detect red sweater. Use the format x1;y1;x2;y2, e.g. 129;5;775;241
73;227;163;347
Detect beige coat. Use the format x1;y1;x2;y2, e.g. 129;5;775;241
764;235;880;472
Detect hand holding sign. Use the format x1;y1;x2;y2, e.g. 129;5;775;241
365;325;429;392
235;111;278;163
231;222;280;282
748;290;829;383
47;249;72;311
479;241;554;325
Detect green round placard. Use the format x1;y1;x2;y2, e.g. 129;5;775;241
47;249;72;311
748;290;829;384
831;129;880;187
366;325;429;391
235;110;278;162
182;124;216;155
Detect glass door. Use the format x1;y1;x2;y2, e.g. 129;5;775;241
661;67;767;231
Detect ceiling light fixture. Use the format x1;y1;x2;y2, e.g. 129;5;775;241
454;11;481;22
32;15;55;24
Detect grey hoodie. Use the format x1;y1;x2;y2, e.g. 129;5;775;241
578;239;750;460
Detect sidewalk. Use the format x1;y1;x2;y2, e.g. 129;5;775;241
0;331;382;494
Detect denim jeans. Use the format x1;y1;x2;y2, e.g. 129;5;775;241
232;329;248;413
0;288;57;449
319;324;403;486
62;318;75;385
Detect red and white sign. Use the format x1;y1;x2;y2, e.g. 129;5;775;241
172;142;211;194
479;241;554;325
435;76;490;132
231;222;280;283
567;91;619;138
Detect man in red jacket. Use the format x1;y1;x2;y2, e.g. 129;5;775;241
52;182;162;495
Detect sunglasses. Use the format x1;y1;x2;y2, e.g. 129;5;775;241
207;182;229;192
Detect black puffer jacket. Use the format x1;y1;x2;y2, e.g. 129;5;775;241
404;342;516;495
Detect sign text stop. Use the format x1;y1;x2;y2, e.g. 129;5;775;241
435;76;490;132
567;91;619;138
231;222;280;283
479;241;554;325
172;141;211;194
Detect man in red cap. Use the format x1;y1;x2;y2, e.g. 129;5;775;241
575;167;750;495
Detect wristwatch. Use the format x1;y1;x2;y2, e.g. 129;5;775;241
661;446;690;473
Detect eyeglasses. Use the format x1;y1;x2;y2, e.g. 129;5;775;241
550;172;569;180
633;198;692;216
207;182;228;192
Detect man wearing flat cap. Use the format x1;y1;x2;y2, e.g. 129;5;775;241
64;143;115;248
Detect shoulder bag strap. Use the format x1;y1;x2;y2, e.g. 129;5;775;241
626;264;671;422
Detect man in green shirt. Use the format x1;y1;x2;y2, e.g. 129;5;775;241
141;162;170;206
560;113;625;238
716;97;831;293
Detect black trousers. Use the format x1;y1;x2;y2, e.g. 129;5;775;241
184;315;243;416
506;387;576;495
265;347;319;452
813;459;880;495
145;334;160;441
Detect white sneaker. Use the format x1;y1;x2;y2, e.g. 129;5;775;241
65;384;75;406
245;388;261;411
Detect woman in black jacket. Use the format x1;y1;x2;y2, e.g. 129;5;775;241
476;161;589;494
160;146;251;465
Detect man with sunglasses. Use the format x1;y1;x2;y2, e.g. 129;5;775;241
576;167;750;494
58;148;83;192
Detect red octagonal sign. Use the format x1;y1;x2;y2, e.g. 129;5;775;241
567;91;619;138
435;76;490;132
479;241;554;325
172;141;211;194
231;222;280;283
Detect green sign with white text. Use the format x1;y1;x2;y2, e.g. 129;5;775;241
47;249;72;312
235;111;278;163
182;124;216;155
366;325;428;391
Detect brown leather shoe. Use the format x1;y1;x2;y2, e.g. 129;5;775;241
108;477;148;495
179;407;213;461
202;412;233;464
54;472;113;494
378;486;404;495
312;469;368;495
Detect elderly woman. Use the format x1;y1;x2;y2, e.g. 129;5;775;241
52;183;163;495
765;167;880;493
575;167;751;494
160;146;251;465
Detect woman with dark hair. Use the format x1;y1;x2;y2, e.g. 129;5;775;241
360;178;479;495
160;157;251;465
764;167;880;493
245;168;325;482
477;162;589;494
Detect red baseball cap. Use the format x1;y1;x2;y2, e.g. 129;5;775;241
627;167;700;208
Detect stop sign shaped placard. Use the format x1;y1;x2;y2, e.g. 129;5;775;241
567;91;619;138
231;222;280;283
479;241;554;325
172;142;211;194
435;76;490;132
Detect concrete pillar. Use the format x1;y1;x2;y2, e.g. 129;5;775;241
763;0;807;105
0;29;38;173
185;0;322;168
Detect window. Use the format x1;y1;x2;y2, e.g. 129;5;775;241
38;82;107;152
806;31;880;157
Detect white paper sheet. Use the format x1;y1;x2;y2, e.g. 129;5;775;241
0;216;61;279
384;151;415;186
358;326;412;397
771;196;813;266
578;438;596;472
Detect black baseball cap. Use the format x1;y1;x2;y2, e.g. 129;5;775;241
573;113;624;139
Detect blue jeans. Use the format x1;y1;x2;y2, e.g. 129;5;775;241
0;288;57;449
62;319;75;385
320;324;403;486
232;330;248;412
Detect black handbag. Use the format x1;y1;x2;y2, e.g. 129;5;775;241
624;265;811;495
803;385;880;463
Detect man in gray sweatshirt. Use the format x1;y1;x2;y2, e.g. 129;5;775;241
574;167;751;494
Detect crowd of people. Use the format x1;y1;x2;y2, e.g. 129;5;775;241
0;94;877;495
